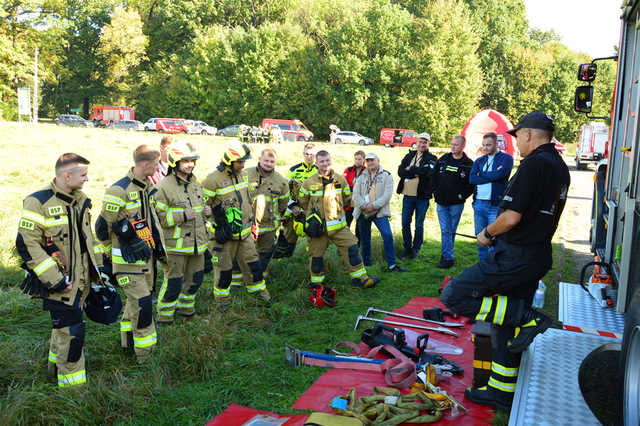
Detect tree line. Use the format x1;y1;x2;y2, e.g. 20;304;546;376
2;0;616;142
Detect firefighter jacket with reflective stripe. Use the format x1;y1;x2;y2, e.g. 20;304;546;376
96;169;163;274
153;172;209;255
246;166;289;234
287;161;317;206
16;181;102;307
299;170;351;233
202;166;253;240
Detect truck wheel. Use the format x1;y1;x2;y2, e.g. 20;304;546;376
335;138;342;144
359;140;365;145
576;158;586;170
578;342;622;425
622;289;640;426
201;130;208;135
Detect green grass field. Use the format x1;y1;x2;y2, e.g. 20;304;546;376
0;123;580;425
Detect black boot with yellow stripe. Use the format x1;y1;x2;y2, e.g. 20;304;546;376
465;384;513;412
507;308;552;353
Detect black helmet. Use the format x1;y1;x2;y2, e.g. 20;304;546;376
84;284;122;325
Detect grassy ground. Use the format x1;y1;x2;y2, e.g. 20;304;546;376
0;123;581;425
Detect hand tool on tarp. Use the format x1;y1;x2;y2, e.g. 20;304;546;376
355;315;458;337
366;306;463;328
285;343;416;388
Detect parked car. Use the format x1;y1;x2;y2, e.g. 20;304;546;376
55;114;93;127
379;128;418;148
184;120;217;135
218;124;241;137
156;118;187;134
334;131;374;145
144;118;158;131
107;120;144;131
261;118;314;141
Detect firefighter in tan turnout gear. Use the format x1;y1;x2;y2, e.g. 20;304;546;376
273;143;317;258
153;141;211;323
235;148;289;286
299;150;380;289
15;153;104;387
202;142;270;306
96;145;165;362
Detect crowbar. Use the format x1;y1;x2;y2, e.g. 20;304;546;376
455;232;476;239
365;307;463;328
355;315;458;337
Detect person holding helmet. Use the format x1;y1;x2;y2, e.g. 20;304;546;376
234;148;289;286
15;153;107;388
152;141;211;323
299;150;380;289
397;132;438;259
95;145;166;363
202;142;270;307
273;143;318;259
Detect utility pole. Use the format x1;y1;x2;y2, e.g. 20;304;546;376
33;46;38;124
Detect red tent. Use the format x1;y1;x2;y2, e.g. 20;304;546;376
461;109;519;160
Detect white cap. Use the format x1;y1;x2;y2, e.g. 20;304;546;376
365;152;378;160
417;132;431;141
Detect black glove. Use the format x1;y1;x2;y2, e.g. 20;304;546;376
49;276;69;293
212;204;233;244
149;213;167;262
112;218;152;263
19;266;50;298
99;256;116;287
203;249;214;274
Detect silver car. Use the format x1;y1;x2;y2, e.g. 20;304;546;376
184;120;218;135
334;131;374;145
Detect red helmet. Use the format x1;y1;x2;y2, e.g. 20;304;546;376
309;284;337;308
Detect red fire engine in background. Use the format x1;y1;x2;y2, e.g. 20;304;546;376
90;105;135;126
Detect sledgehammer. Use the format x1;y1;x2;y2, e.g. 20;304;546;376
355;315;458;337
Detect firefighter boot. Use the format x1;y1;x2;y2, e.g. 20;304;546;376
507;309;552;353
464;386;512;412
256;288;271;304
216;296;232;311
352;277;380;289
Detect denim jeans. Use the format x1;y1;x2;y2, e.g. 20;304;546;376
358;216;396;268
401;196;429;253
436;203;465;260
473;199;499;260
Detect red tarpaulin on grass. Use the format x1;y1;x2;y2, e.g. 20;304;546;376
291;297;496;425
205;403;310;426
461;109;518;160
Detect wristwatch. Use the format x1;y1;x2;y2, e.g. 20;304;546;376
483;228;494;240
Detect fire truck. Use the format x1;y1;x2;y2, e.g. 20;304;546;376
575;122;609;170
509;3;639;425
90;105;135;127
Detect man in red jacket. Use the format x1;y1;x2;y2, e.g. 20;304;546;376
343;150;366;240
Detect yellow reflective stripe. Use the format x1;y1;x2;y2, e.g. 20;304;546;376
473;360;491;370
34;257;57;276
48;351;57;363
179;293;196;301
112;254;146;265
45;216;69;227
488;377;517;393
310;275;325;282
157;300;177;310
350;267;366;278
326;216;346;231
258;226;275;233
21;209;45;225
491;361;519;377
133;332;157;348
172;225;181;239
197;243;209;254
308;191;324;197
299;187;310;195
58;370;86;387
246;280;266;293
93;244;104;254
214;286;230;296
279;192;290;199
216;181;248;195
233;224;252;238
166;245;195;254
104;194;125;206
125;201;141;210
203;187;216;197
475;297;493;322
176;301;194;308
192;205;204;212
154;201;169;212
120;321;132;332
343;187;351;195
495;296;507;325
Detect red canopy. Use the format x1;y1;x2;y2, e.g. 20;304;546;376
461;110;519;160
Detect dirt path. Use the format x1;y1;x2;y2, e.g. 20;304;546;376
557;157;596;279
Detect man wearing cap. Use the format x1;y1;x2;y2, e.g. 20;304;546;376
353;153;406;272
440;112;570;412
396;133;438;259
470;132;513;260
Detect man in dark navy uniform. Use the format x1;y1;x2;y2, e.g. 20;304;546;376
441;111;570;411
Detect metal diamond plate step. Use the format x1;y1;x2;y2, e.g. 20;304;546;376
558;281;626;337
509;328;618;426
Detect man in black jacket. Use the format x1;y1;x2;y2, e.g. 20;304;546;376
397;133;438;258
433;135;474;268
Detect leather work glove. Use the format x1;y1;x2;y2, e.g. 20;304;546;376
112;218;152;263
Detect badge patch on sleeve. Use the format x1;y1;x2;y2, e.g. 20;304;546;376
48;206;64;216
129;191;139;200
117;276;130;286
105;203;120;212
19;219;35;230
